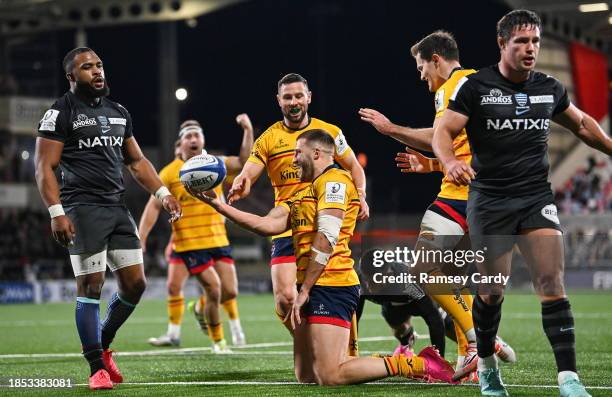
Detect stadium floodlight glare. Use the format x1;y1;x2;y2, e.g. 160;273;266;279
21;150;30;160
609;15;612;24
578;3;609;12
175;88;188;101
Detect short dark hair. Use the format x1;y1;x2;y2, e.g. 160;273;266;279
62;47;94;73
297;129;335;151
277;73;308;91
410;30;459;62
497;9;541;42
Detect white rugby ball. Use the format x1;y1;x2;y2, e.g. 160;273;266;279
179;153;226;193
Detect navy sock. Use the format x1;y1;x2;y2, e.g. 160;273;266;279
542;298;577;373
101;292;136;350
75;297;105;376
473;295;503;358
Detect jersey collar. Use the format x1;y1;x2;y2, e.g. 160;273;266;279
448;66;464;80
282;116;312;131
312;163;339;183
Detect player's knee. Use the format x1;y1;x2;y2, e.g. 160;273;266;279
80;282;104;298
222;287;237;302
204;285;221;303
275;288;295;309
535;273;564;295
294;368;315;384
314;371;342;386
167;281;182;296
125;277;147;299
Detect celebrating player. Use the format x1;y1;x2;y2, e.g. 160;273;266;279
189;130;455;385
360;31;515;379
34;47;181;389
139;116;253;352
433;10;612;397
228;73;368;354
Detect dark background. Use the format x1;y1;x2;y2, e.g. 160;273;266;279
53;0;509;213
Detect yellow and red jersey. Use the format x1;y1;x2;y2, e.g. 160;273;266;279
279;166;360;287
159;157;230;252
434;68;476;201
248;117;353;239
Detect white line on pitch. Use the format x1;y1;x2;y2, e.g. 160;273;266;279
0;336;423;359
59;381;612;390
1;312;609;327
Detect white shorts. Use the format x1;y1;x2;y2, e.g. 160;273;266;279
417;210;466;250
70;249;143;277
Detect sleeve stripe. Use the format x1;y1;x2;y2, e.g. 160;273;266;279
450;76;469;101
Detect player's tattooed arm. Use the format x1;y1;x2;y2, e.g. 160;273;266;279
553;104;612;156
123;137;182;222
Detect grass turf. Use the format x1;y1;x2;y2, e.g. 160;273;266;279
0;292;611;396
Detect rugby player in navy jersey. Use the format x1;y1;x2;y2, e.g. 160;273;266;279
34;47;181;390
433;10;611;397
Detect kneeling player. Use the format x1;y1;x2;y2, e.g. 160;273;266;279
190;130;456;385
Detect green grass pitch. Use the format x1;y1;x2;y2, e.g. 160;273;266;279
1;293;611;396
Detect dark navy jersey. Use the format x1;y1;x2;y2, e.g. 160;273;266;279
448;65;570;196
37;91;134;206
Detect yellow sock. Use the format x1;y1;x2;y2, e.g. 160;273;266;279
454;320;468;356
197;294;206;312
208;323;224;342
222;298;239;320
386;354;426;378
426;271;474;335
348;312;359;357
167;295;185;325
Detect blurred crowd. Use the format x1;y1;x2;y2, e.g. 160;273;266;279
555;156;612;214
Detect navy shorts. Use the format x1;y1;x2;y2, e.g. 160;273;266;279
65;205;140;255
270;236;295;266
175;246;234;275
300;285;360;329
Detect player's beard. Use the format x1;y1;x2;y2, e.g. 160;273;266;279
298;158;314;182
75;80;110;99
284;105;307;125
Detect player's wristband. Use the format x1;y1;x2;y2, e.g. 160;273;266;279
155;186;172;200
48;204;65;218
311;247;331;265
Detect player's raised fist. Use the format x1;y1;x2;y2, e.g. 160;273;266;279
235;113;253;132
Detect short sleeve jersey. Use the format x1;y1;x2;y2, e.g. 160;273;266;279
159;157;229;252
248;117;353;239
37;91;134;206
434;68;476;201
448;65;570;196
279;165;360;287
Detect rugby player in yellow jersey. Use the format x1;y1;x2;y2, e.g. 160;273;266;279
139;115;253;352
360;31;515;380
228;74;368;349
190;130;455;385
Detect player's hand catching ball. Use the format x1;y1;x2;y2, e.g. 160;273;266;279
162;195;182;222
228;174;251;204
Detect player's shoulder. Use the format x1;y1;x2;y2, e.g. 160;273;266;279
160;158;183;177
315;166;353;188
258;121;285;141
102;98;130;117
309;117;341;136
532;70;565;88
